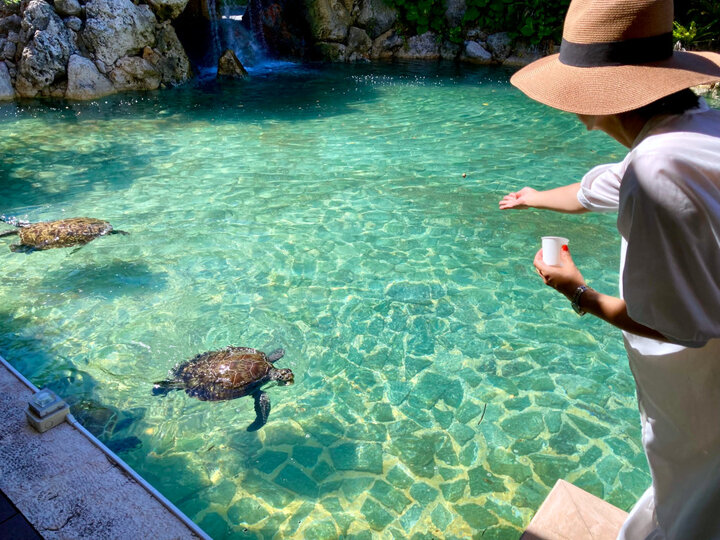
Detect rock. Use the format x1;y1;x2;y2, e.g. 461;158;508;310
145;0;189;21
227;498;268;525
431;504;453;530
149;21;192;86
386;465;413;488
273;464;319;499
94;58;108;74
0;1;20;15
65;53;114;99
0;61;14;100
315;41;346;62
389;434;436;478
409;482;438;505
454;503;498;529
217;48;248;78
486;31;511;61
2;40;16;60
109;56;161;90
463;40;492;63
466;28;487;42
500;411;545;439
440;40;461;60
0;15;21;34
503;40;545;66
360;497;394;531
445;0;466;27
305;0;351;42
370;29;401;59
396;32;440;60
17;0;75;95
6;31;18;44
356;0;396;39
440;478;467;502
329;442;383;474
346;26;371;60
80;0;156;66
64;16;82;32
54;0;82;17
369;480;411;513
386;281;433;304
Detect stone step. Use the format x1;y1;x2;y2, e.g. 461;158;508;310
521;479;628;540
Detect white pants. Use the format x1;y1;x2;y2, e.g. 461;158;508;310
617;337;720;540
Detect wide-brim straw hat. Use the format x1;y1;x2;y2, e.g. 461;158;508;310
511;0;720;115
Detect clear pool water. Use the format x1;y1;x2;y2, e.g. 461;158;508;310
0;62;652;539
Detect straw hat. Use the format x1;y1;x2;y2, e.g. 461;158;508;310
510;0;720;115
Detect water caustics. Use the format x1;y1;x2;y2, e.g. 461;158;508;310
0;63;651;539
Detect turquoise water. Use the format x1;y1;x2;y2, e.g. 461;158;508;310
0;62;650;539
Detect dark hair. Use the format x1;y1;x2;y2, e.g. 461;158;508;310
634;89;700;118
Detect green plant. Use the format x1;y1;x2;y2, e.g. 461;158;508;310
674;0;720;50
673;21;697;46
383;0;570;47
463;0;569;44
384;0;447;37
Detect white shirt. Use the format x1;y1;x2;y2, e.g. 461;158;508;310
577;98;720;348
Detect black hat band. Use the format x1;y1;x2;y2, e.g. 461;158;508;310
559;32;674;67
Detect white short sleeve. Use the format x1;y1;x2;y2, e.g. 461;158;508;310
577;162;623;212
618;150;720;347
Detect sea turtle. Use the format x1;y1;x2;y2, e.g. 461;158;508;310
152;347;293;431
0;215;128;252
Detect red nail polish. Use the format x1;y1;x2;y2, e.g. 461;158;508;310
562;245;569;251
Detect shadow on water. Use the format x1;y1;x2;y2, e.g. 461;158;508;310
0;61;518;129
0;139;157;209
33;260;168;298
0;307;145;454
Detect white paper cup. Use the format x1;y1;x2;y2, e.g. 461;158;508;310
541;236;569;266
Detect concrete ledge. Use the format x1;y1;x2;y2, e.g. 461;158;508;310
521;479;628;540
0;357;207;540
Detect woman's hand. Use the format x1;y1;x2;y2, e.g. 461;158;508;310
533;245;586;299
499;187;538;210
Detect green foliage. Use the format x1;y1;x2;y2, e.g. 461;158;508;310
462;0;570;44
384;0;448;37
673;21;697;45
383;0;569;46
674;0;720;50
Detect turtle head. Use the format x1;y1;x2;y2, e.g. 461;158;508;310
273;368;294;386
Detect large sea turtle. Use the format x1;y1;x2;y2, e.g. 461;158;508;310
152;347;293;431
0;216;128;252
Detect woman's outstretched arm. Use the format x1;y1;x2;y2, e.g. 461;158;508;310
499;182;588;214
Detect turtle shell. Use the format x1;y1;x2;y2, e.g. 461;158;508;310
172;347;273;401
18;217;113;250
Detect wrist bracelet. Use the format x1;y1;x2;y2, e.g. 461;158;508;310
571;285;589;316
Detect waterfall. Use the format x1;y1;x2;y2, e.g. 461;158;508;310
218;0;268;68
207;0;223;63
246;0;268;52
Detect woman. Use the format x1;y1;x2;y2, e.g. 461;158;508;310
500;0;720;538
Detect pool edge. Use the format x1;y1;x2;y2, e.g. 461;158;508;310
0;353;211;540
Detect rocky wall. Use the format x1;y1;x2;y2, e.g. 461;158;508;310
301;0;549;65
0;0;192;100
0;0;549;101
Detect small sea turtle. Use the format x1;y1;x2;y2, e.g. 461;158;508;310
0;215;128;252
152;347;293;431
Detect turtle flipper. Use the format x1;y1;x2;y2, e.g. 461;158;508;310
152;380;184;396
247;390;270;432
0;229;18;238
266;348;285;363
9;243;34;254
